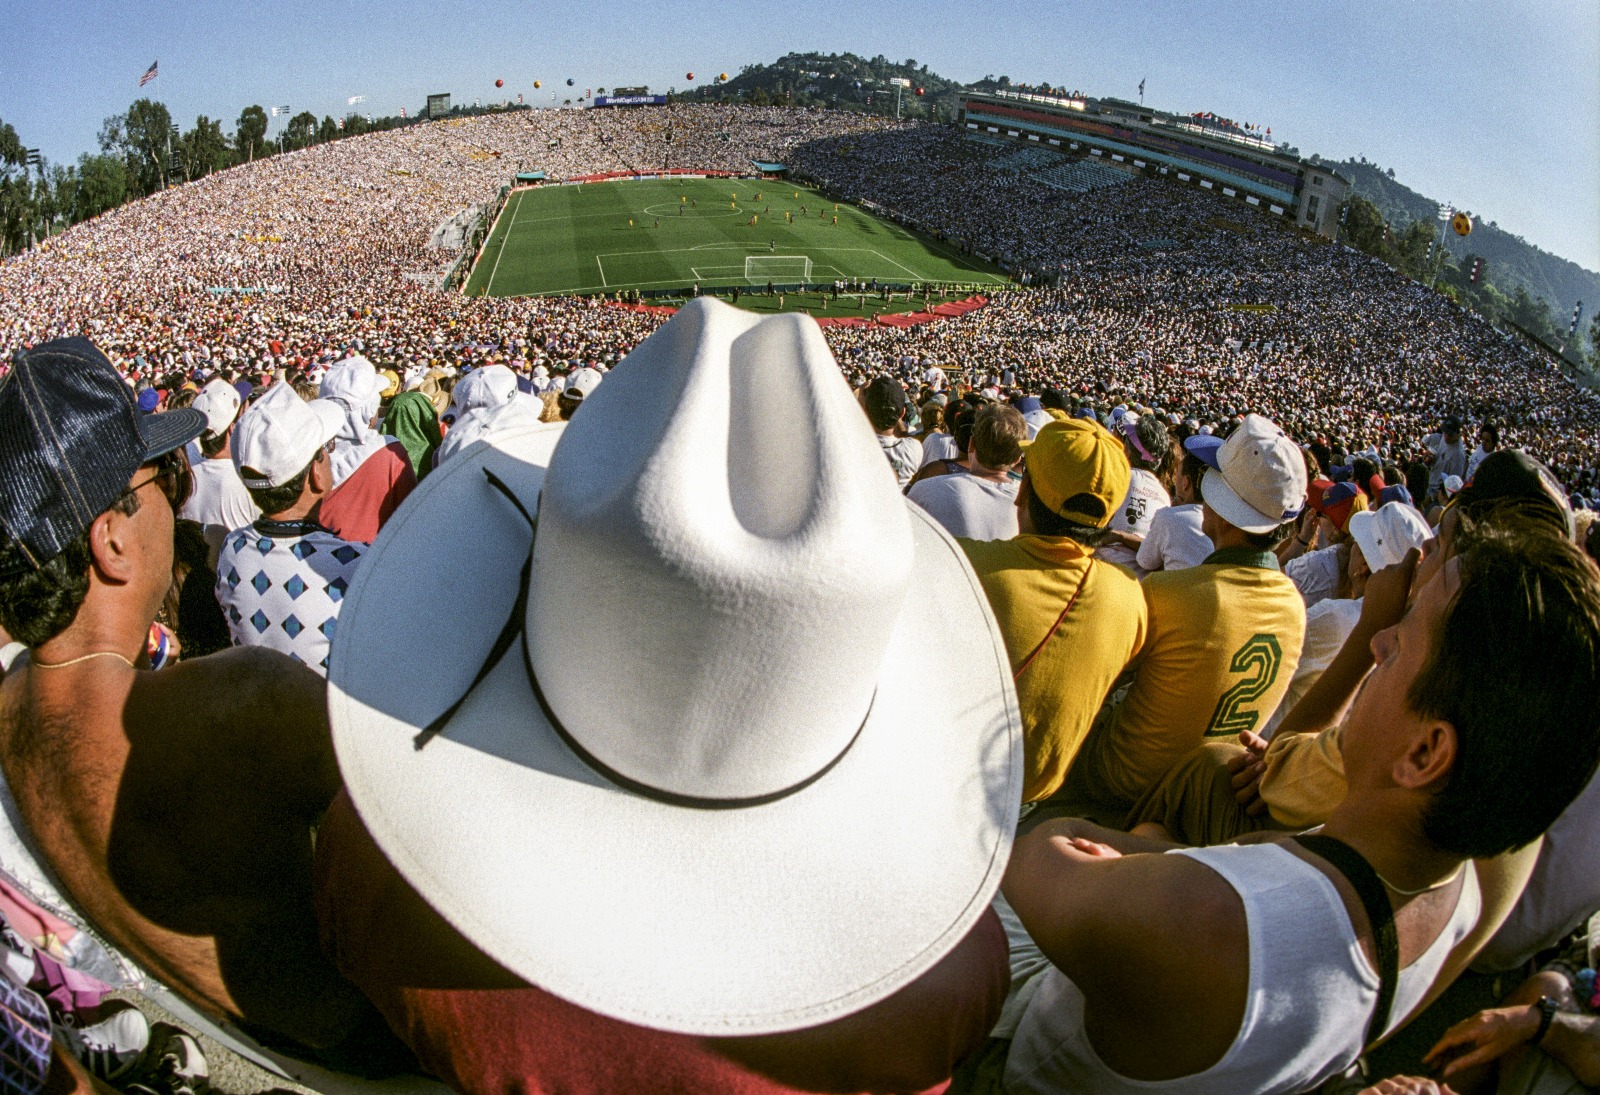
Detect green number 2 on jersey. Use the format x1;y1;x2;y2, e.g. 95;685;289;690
1205;634;1284;737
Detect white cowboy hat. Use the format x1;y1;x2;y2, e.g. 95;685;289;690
327;298;1022;1036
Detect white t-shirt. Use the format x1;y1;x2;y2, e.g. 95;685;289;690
923;366;946;392
919;433;958;468
1262;597;1363;738
1097;469;1170;572
1136;503;1213;574
1285;544;1343;608
907;473;1019;542
877;434;924;490
179;457;261;567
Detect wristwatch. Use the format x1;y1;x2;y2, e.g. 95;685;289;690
1533;995;1560;1046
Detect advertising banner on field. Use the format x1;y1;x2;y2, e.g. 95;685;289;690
593;95;667;107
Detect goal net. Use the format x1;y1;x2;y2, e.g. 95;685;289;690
744;255;813;283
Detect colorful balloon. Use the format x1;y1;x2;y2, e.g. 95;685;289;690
495;79;504;88
686;72;695;80
718;73;728;82
1451;212;1472;237
915;87;925;96
534;80;541;89
566;78;575;86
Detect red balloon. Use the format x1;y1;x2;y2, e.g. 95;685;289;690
495;79;504;88
915;87;925;96
687;72;695;80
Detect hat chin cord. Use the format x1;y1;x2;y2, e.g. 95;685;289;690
412;467;871;811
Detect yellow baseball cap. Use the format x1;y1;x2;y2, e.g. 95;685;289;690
1023;419;1131;528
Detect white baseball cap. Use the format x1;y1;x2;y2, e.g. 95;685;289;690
191;378;242;438
564;367;603;401
1349;501;1431;572
1198;414;1307;534
232;381;344;489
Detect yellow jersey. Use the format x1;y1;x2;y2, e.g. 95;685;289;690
1078;547;1306;818
961;534;1147;803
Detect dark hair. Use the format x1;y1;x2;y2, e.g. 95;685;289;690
1352;457;1380;491
862;378;906;433
1414;524;1600;857
0;492;143;647
1242;521;1295;551
243;458;315;517
948;405;978;458
1406;461;1431;508
1180;450;1209;493
1026;489;1108;547
198;428;230;459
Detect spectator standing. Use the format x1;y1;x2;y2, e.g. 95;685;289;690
317;356;416;544
1424;415;1469;496
862;377;921;489
179;379;260;566
218;384;367;676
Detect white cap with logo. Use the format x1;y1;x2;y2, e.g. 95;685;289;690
232;382;345;489
191;379;243;438
1201;413;1308;534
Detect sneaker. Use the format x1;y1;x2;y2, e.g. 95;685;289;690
143;1022;209;1094
59;1001;151;1082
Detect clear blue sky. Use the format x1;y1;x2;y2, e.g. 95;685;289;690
5;0;1597;271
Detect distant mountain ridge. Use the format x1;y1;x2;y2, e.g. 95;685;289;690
1324;157;1597;322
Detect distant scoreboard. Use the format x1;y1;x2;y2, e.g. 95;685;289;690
593;95;667;107
426;93;451;119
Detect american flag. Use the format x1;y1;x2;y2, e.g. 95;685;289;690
347;95;365;105
270;105;291;117
139;61;158;87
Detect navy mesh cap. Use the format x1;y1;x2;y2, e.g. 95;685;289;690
0;338;205;575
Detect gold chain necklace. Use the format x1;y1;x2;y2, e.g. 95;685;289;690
28;650;137;670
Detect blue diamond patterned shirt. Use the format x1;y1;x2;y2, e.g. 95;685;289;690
215;518;367;676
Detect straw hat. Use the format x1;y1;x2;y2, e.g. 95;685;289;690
327;298;1022;1035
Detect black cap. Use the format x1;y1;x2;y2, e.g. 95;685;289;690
0;338;205;575
1454;449;1573;539
1442;415;1463;432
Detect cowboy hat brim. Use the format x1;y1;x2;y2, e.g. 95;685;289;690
327;423;1022;1036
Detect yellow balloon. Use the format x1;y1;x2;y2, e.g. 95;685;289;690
1451;212;1472;237
534;80;542;89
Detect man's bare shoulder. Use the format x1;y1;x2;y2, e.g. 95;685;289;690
131;647;328;753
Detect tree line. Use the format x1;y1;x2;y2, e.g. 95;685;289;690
1338;193;1599;373
0;100;416;255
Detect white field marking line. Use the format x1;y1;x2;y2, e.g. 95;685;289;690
596;253;607;287
482;189;522;295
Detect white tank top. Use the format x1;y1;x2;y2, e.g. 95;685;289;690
1005;842;1481;1095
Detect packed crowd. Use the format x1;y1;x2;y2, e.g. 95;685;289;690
0;104;1598;1095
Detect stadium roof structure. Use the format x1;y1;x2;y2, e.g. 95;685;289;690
959;89;1350;239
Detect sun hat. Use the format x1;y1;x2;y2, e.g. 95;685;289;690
1021;408;1055;440
1441;474;1464;497
378;369;401;399
1023;419;1130;528
231;381;344;489
190;378;242;438
326;297;1022;1035
1188;413;1306;534
0;338;204;576
446;363;518;423
1349;501;1432;572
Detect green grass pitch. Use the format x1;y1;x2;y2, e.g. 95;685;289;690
463;178;1012;301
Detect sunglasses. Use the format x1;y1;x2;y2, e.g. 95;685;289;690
123;449;194;511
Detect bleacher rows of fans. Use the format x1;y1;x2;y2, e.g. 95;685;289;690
1;104;1595;499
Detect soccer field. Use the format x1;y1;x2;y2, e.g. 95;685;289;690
463;178;1012;298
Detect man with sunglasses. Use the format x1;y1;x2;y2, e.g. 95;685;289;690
0;339;398;1064
215;381;367;676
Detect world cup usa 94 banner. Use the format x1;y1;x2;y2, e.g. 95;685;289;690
593;95;668;107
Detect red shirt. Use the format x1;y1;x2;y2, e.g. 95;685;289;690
318;442;416;544
313;791;1007;1094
